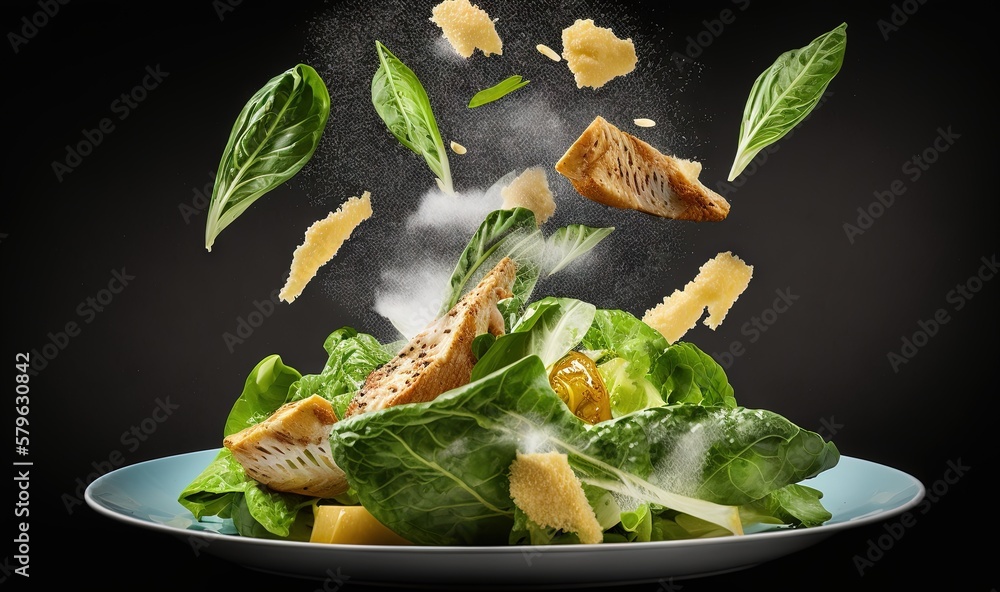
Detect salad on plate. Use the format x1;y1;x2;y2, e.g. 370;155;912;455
178;0;847;549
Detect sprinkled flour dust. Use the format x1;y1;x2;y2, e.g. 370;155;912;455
294;0;706;340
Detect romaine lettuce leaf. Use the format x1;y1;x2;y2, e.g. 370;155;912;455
223;355;302;437
180;326;392;538
289;327;394;417
652;342;737;408
177;448;315;540
739;483;833;528
471;297;596;380
329;356;839;545
581;309;668;371
439;207;543;325
598;357;665;417
440;208;613;331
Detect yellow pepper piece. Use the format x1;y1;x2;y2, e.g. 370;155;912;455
310;505;411;545
548;351;612;424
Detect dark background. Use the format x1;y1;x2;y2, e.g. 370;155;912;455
3;0;995;590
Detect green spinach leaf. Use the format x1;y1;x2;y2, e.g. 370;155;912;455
205;63;331;251
728;22;847;181
372;41;453;193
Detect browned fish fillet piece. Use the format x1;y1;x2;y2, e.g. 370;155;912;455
555;116;730;222
223;394;349;498
344;257;517;417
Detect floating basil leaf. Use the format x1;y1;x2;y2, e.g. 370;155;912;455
728;22;847;181
205;63;330;251
372;41;453;193
468;75;530;108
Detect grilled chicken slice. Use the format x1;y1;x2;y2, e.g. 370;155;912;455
223;394;349;498
555;116;730;222
343;257;517;417
225;257;516;498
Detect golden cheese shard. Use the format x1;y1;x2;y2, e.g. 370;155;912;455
501;167;556;224
555;116;730;222
279;191;373;303
223;395;349;498
642;251;753;344
430;0;503;58
561;19;637;89
508;451;603;544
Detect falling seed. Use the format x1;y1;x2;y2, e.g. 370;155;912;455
536;44;561;62
633;118;656;128
450;140;467;155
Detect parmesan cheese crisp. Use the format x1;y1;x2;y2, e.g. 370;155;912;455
279;192;373;303
430;0;502;58
643;251;753;343
561;19;637;89
508;451;603;545
501;167;556;224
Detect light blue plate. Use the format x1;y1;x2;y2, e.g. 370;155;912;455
86;449;924;588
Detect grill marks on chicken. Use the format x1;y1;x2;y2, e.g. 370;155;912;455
224;258;517;498
344;257;517;417
223;394;350;498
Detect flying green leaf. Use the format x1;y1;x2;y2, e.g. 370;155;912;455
372;41;453;193
468;75;530;108
729;22;847;181
204;64;330;252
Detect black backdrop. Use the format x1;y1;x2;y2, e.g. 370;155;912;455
3;1;996;590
